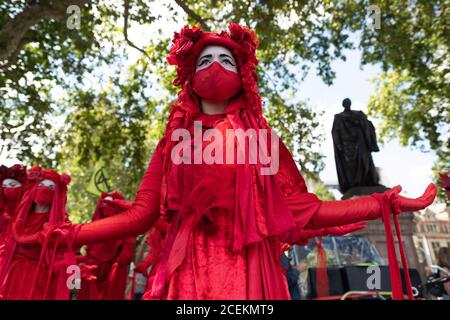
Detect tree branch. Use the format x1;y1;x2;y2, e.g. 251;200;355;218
0;0;89;62
173;0;209;30
0;30;39;70
123;0;150;58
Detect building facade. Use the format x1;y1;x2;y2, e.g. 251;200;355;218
413;204;450;269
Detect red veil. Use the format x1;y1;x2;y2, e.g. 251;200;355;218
0;166;75;300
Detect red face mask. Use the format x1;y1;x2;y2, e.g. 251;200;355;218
33;186;54;206
192;61;242;102
4;187;23;202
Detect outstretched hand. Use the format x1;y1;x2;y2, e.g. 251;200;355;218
38;221;77;248
385;183;437;213
103;198;133;211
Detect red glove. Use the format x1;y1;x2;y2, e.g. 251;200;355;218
295;222;366;246
309;184;437;228
280;243;291;252
104;199;133;211
324;221;366;235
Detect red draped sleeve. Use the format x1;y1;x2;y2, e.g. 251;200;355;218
275;141;322;244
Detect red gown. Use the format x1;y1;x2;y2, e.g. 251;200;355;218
73;109;434;299
137;114;321;300
77;237;135;300
0;212;58;299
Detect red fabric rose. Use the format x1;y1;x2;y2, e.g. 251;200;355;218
27;166;42;182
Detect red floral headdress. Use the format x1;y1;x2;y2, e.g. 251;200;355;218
166;22;260;113
0;164;27;184
440;172;450;199
162;22;266;171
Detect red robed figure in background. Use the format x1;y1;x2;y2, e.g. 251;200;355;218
0;166;76;300
0;165;27;252
77;192;135;300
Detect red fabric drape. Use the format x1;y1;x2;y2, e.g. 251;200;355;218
0;167;74;300
371;193;414;300
312;237;329;297
0;165;26;254
77;192;135;300
141;109;322;299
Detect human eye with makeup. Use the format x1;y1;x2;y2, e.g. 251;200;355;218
197;54;212;67
3;179;21;189
219;53;235;67
38;180;55;191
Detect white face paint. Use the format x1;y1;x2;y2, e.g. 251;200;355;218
38;179;56;190
2;178;21;189
196;45;238;73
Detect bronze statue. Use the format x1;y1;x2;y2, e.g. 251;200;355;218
332;98;381;194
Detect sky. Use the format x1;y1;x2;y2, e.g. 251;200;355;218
0;2;438;200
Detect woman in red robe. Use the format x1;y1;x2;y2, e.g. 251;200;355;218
0;165;27;250
77;192;135;300
53;23;436;300
0;166;75;300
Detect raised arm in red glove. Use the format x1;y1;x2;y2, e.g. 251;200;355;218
71;137;436;248
276;139;437;230
308;184;436;228
72;142;164;247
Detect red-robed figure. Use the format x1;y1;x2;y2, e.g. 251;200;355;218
77;192;135;300
0;165;27;251
0;166;76;300
52;23;436;300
